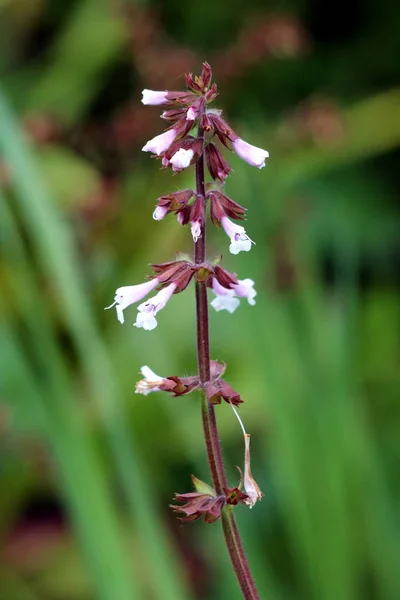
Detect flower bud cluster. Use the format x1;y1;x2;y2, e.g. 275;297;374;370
135;360;243;406
106;261;257;330
170;474;250;524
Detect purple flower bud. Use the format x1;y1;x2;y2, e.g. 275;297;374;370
232;137;269;169
142;128;177;155
134;283;177;331
220;216;254;254
161;108;187;121
141;89;168;105
205;142;232;181
105;279;159;324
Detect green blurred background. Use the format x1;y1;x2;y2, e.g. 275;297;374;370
0;0;399;599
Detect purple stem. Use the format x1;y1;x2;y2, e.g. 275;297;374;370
194;123;261;600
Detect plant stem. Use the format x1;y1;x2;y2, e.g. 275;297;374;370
194;124;261;600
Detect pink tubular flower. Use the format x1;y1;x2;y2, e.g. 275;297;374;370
170;148;194;171
141;89;168;105
142;128;177;155
232;137;269;169
134;283;177;331
220;216;254;255
105;279;159;324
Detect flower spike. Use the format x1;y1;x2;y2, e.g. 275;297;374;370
109;64;268;598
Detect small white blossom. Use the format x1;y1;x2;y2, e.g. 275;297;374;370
134;311;158;331
210;279;240;313
134;283;176;331
210;278;257;313
211;294;240;313
105;280;159;324
170;148;194;171
232;279;257;305
135;366;164;395
232;137;269;169
142;129;177;155
153;206;168;221
141;89;168;105
220;216;254;255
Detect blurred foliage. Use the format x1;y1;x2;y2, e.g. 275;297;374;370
0;0;399;599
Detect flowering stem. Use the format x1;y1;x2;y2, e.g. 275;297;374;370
194;124;260;600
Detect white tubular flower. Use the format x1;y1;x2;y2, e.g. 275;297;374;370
105;279;159;324
232;137;269;169
210;279;240;314
141;89;168;105
220;216;254;255
135;366;164;395
232;279;257;306
142;129;177;155
190;220;202;242
134;283;177;331
170;148;194;171
153;206;168;221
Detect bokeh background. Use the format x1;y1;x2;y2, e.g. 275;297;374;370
1;1;400;599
